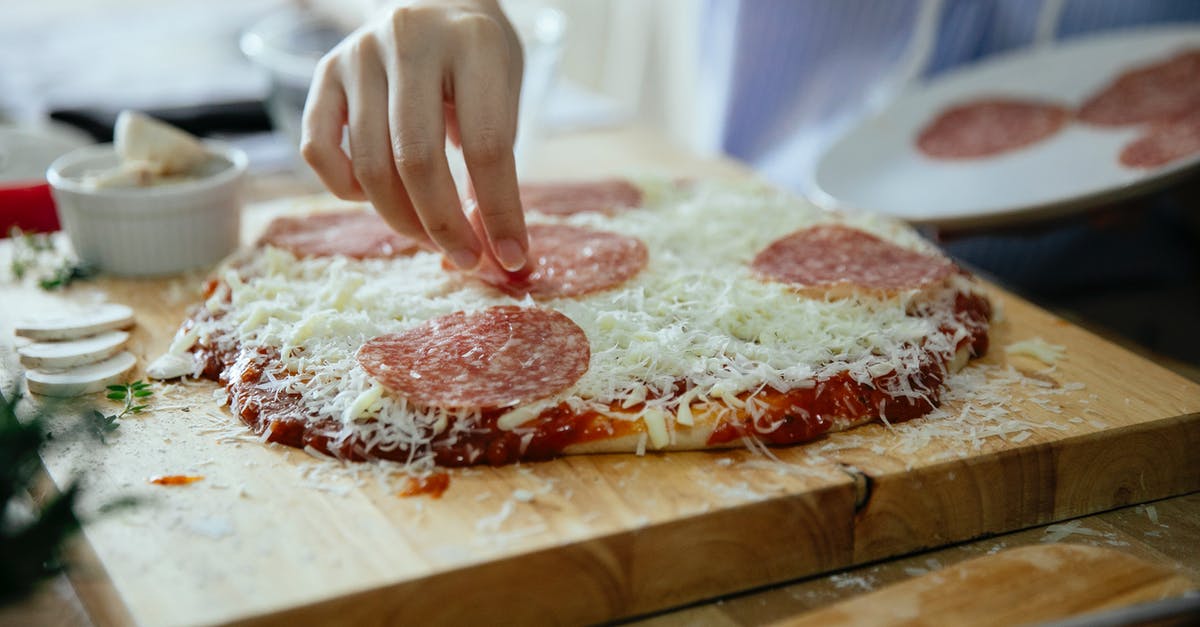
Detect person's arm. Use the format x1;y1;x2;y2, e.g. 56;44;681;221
300;0;527;272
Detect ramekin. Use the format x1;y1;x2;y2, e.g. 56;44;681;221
46;141;246;277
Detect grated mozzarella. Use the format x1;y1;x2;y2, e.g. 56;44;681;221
187;180;979;470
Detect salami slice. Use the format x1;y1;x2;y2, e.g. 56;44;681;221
1119;106;1200;169
916;98;1071;159
520;180;643;216
357;306;590;410
752;225;954;291
466;224;648;299
1079;49;1200;127
259;211;421;259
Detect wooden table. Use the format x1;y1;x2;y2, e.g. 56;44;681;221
2;127;1197;626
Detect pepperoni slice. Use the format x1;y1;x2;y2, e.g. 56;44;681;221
464;224;648;299
916;98;1071;159
1079;49;1200;127
520;180;642;216
751;225;954;291
1119;106;1200;169
259;211;421;259
357;306;590;410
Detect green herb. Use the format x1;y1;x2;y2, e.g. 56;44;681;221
7;227;93;290
7;227;54;280
0;387;81;605
106;380;153;417
86;410;120;444
86;381;154;444
37;262;94;291
1;384;148;605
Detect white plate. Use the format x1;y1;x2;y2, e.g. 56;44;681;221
813;25;1200;230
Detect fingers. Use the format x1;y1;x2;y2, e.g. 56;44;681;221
342;39;434;251
303;4;526;271
384;22;483;270
451;15;527;271
300;59;366;201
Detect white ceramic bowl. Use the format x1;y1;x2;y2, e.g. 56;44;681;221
46;141;246;277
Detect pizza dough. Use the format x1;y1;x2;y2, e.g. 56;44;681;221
916;98;1071;159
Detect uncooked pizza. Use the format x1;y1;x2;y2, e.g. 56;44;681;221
153;179;992;469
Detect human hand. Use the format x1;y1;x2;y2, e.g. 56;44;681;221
301;0;528;271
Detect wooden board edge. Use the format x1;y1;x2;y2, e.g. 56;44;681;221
26;470;136;627
224;482;856;626
849;412;1200;564
782;544;1200;627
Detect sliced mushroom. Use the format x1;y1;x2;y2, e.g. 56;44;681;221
18;330;130;369
15;303;135;341
25;351;137;397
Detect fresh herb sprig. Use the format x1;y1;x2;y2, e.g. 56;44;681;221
7;227;93;290
1;387;81;604
38;262;94;290
87;381;153;444
8;227;55;280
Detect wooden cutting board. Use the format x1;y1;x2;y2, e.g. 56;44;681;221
2;130;1199;626
782;545;1198;626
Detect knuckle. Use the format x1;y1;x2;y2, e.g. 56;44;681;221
423;218;455;238
299;138;326;167
462;130;510;166
393;140;437;173
453;13;504;43
389;5;435;27
349;32;379;59
352;157;392;184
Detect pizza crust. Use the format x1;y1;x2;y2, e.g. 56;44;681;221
564;343;974;455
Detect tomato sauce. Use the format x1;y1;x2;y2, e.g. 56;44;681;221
188;282;991;470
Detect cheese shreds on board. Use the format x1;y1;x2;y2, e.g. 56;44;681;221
182;180;984;472
1005;337;1066;365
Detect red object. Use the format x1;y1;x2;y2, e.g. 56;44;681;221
1119;106;1200;169
357;306;591;410
1079;48;1200;127
519;179;643;216
0;181;59;234
462;223;649;299
259;210;422;258
916;98;1072;160
752;224;955;290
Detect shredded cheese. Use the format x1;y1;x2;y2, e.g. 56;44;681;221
178;180;983;472
1006;338;1066;365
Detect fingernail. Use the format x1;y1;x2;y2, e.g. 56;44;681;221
495;239;526;272
449;248;480;270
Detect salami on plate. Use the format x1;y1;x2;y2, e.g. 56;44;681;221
1078;48;1200;127
915;98;1071;160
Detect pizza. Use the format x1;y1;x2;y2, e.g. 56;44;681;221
152;179;991;470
